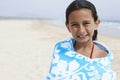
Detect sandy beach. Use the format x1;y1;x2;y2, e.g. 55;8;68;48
0;19;119;80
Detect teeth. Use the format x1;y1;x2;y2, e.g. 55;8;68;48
80;35;85;37
80;36;85;38
77;36;85;38
79;35;85;37
77;34;87;38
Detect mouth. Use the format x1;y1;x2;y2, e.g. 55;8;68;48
77;34;88;39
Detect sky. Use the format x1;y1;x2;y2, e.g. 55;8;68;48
0;0;120;21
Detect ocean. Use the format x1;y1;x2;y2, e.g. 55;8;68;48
99;21;120;37
48;19;120;38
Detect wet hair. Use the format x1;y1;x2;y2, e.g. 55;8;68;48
65;0;98;40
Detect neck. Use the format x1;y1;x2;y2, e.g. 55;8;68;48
74;40;93;49
74;40;94;57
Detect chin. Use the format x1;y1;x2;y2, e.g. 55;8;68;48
75;36;90;43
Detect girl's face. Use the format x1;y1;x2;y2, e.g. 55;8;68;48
66;9;100;43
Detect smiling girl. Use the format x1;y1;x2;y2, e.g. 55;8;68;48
46;0;116;80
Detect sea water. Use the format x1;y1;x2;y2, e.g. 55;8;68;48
48;19;120;38
99;21;120;37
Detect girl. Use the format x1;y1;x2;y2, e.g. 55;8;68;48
46;0;116;80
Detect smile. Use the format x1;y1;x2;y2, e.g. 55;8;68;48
77;34;88;38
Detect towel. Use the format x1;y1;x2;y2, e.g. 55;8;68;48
46;38;116;80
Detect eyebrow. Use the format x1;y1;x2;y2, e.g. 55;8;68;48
70;22;77;24
83;21;91;23
70;20;91;24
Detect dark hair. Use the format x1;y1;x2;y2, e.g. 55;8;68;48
65;0;98;40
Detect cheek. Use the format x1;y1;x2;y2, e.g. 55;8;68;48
66;26;71;32
91;30;95;36
87;27;95;35
71;28;80;35
68;27;76;33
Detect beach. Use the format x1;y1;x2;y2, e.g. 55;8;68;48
0;19;119;80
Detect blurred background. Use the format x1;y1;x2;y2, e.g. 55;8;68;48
0;0;120;37
0;0;120;21
0;0;119;80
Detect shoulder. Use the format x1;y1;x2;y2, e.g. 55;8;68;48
93;40;111;52
53;37;75;52
55;37;74;47
93;40;114;59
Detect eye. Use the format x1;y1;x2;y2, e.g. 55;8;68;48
71;23;79;27
83;22;90;27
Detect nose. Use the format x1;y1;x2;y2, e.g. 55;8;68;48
78;25;85;33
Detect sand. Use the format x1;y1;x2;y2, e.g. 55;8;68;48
0;19;119;80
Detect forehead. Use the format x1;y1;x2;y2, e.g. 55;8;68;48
68;9;93;21
69;8;92;17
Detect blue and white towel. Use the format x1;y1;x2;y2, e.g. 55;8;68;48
46;38;116;80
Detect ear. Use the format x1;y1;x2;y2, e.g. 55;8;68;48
66;23;71;32
94;19;100;30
